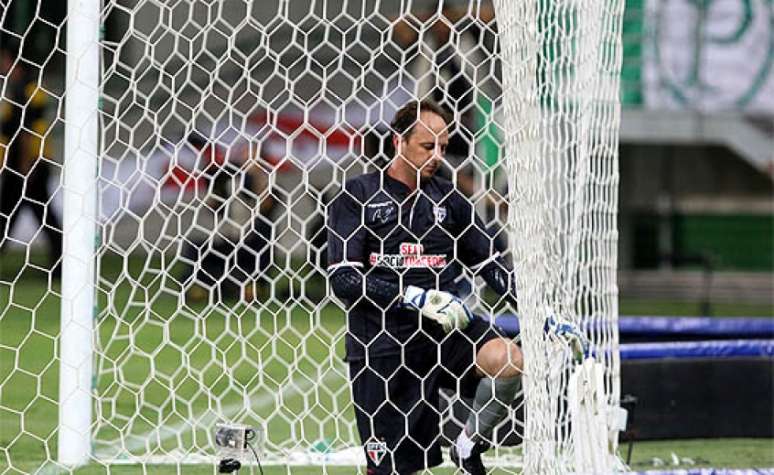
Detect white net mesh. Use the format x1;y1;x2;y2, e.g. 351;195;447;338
494;0;624;471
0;0;623;472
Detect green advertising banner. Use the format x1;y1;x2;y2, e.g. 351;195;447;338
641;0;774;111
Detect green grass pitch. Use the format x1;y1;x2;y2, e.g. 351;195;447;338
1;272;360;473
1;257;772;473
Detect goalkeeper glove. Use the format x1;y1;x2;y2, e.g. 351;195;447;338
403;285;472;333
544;312;589;362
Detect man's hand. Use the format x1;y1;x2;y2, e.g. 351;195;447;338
544;312;589;362
404;285;472;333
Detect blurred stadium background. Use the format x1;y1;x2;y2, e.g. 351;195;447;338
0;0;772;473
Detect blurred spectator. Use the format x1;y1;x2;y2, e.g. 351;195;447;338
0;48;62;277
390;1;497;197
178;133;275;303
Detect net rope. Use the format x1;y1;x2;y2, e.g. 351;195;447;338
495;0;624;471
0;0;623;472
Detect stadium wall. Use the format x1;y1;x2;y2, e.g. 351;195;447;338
621;357;774;440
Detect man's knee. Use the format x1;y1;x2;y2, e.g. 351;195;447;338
476;338;522;378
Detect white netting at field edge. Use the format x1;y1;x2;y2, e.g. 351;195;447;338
0;0;623;472
494;0;624;470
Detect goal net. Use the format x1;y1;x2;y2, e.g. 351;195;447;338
0;0;624;472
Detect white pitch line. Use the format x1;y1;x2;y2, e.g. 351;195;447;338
100;368;344;459
35;371;348;475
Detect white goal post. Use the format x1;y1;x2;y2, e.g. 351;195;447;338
0;0;624;472
58;0;99;464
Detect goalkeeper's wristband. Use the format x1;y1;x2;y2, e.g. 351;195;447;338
403;285;426;309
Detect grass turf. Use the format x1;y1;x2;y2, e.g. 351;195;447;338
1;257;772;473
626;438;774;470
1;275;356;473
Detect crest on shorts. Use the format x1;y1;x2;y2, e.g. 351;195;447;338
365;439;387;466
433;205;447;223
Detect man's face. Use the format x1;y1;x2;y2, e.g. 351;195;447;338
394;111;449;181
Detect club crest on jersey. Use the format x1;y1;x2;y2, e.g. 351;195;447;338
433;205;447;223
365;439;387;466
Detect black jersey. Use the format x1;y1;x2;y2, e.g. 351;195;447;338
327;171;513;361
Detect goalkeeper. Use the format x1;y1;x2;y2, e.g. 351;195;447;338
327;100;522;475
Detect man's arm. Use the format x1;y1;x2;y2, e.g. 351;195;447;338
454;193;516;300
328;266;401;309
326;181;402;309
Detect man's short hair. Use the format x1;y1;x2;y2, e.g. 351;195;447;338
390;100;451;139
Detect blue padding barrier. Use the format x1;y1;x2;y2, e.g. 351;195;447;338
484;315;774;359
620;316;774;337
621;340;774;360
620;339;774;360
490;315;774;338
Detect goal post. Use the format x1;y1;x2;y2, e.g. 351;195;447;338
494;0;625;470
59;0;99;465
0;0;625;472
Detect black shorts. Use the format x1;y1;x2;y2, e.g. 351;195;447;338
349;317;503;475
